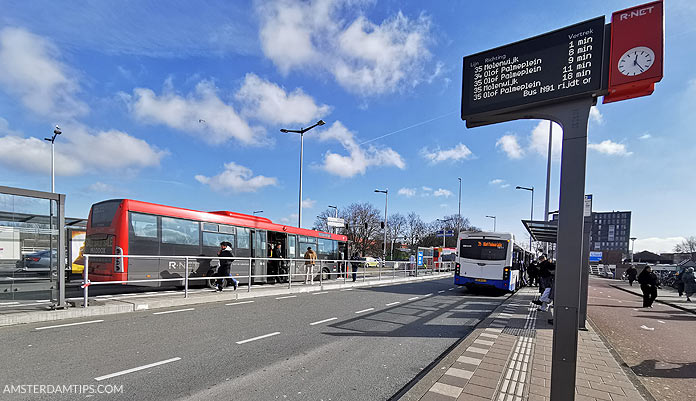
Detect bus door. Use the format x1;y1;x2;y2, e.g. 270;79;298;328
251;229;267;283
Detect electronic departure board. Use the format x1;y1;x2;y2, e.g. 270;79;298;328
461;17;605;120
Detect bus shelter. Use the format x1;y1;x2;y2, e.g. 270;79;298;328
0;185;67;310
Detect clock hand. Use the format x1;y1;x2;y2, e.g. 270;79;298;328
634;53;639;66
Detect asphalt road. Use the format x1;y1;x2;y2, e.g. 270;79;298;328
588;277;696;401
0;277;508;401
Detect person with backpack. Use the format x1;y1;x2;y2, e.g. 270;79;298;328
682;267;696;302
216;241;238;291
304;246;317;284
625;265;638;286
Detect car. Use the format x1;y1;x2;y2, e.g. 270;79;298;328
20;249;57;272
363;257;379;267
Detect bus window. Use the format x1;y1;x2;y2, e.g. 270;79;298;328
130;213;157;238
161;217;200;246
287;235;296;259
203;232;235;248
202;222;219;232
318;238;335;259
90;200;121;228
237;227;250;249
460;239;508;260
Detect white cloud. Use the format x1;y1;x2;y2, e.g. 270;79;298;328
88;182;121;195
496;134;525;159
439;203;448;208
195;162;277;193
301;198;316;208
318;121;405;178
589;106;604;124
0;27;88;119
236;73;330;125
529;121;562;159
489;179;504;185
127;80;262;145
0;123;165;176
422;186;433;192
635;237;686;254
433;188;453;197
421;143;474;163
398;187;416;197
588;140;632;156
256;1;434;96
639;133;652;140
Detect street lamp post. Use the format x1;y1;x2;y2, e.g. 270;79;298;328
280;120;326;228
44;125;61;193
437;218;453;249
485;215;497;232
516;186;534;253
458;177;462;234
375;189;388;261
630;237;637;263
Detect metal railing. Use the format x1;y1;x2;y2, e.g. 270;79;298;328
80;254;452;308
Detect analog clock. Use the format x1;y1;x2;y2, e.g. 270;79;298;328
618;46;655;77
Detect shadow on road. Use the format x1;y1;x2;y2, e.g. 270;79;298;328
632;359;696;379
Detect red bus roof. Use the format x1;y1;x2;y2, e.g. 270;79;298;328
101;199;348;241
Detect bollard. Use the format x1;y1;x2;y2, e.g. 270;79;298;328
83;255;89;308
184;256;189;298
288;261;292;289
248;259;252;292
378;261;382;281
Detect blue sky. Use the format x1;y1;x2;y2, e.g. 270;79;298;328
0;0;694;253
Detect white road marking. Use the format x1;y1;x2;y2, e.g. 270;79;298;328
385;302;400;306
276;295;296;300
94;357;181;381
340;288;354;291
310;317;338;326
657;320;666;324
236;332;281;344
152;308;194;315
640;325;655;331
423;293;432;297
355;308;374;314
225;301;254;306
312;292;329;295
448;288;454;291
35;299;50;303
438;290;445;293
408;297;419;301
35;320;104;331
0;301;19;305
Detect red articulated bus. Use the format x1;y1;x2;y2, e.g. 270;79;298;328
85;199;348;288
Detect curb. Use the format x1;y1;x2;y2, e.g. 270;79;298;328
609;284;696;315
0;273;451;327
392;288;520;401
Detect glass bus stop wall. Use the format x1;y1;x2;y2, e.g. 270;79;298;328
0;186;66;310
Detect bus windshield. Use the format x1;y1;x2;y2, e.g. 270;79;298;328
459;239;508;260
90;200;121;228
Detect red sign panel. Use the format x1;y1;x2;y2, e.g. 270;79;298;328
603;0;663;103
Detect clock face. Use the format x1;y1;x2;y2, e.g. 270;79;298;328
618;46;655;77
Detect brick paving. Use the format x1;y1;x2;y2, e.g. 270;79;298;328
416;288;646;401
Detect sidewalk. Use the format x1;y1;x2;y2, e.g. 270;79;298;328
401;287;647;401
0;272;451;327
609;278;696;314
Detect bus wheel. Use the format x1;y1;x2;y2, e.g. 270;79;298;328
205;271;224;289
321;268;331;282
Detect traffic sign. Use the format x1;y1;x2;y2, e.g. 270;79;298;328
417;251;424;267
436;230;455;237
462;16;605;120
326;217;345;228
589;251;602;262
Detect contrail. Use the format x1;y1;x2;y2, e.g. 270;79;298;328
359;110;458;145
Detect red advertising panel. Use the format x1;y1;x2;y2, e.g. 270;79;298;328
604;0;664;103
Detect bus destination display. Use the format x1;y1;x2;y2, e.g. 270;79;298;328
462;17;605;119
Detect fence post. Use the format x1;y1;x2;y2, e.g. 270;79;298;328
184;256;189;298
378;261;382;281
248;258;252;292
319;261;323;289
393;261;396;279
288;259;292;289
83;255;89;308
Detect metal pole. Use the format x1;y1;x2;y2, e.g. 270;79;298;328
530;188;534;254
458;177;462;238
550;97;593;401
383;191;388;262
545;120;553;255
248;259;252;292
184;257;189;298
579;214;592;330
298;132;304;228
493;217;496;232
56;195;65;308
83;255;89;308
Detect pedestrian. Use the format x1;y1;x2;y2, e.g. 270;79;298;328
637;265;659;308
682;267;696;302
351;251;361;282
304;246;317;284
534;257;556;318
270;243;283;284
216;241;238;291
625;265;637;287
527;260;539;287
676;267;686;297
535;255;554;295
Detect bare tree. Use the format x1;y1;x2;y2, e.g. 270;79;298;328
405;212;427;250
312;208;335;233
674;236;696;260
342;202;382;257
387;213;407;258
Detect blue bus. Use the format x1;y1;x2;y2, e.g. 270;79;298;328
454;232;525;292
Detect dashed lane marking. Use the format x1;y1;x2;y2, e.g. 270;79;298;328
236;332;281;344
385;302;400;306
355;308;374;314
310;317;338;326
276;295;297;300
438;290;445;293
94;357;181;381
312;292;329;295
408;297;419;301
35;320;104;331
152;308;195;315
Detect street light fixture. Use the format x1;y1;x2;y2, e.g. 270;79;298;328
280;120;326;228
516;185;534;254
436;218;453;249
485;215;497;232
630;237;637;263
374;189;388;262
44;125;61;193
252;210;263;215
